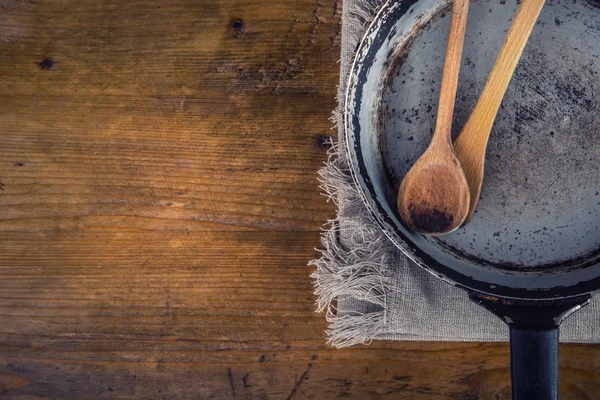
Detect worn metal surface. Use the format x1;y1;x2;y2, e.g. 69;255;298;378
346;0;600;297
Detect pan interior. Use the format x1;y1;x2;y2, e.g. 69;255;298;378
379;0;600;271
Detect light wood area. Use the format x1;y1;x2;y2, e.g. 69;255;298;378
397;0;470;235
453;0;546;221
1;0;599;398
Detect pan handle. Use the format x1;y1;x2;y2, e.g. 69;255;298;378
469;292;591;400
510;326;558;399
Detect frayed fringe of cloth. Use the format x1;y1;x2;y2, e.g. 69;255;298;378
344;0;387;45
310;0;394;347
309;0;389;349
309;0;390;349
309;139;395;347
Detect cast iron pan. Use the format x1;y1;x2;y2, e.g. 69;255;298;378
345;0;600;398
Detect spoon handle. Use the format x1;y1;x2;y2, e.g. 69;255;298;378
433;0;470;145
454;0;546;221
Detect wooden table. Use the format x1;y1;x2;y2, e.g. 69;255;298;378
1;1;599;398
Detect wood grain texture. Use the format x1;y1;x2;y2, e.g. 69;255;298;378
397;0;470;235
0;0;599;399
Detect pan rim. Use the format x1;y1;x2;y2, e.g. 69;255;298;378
344;0;600;300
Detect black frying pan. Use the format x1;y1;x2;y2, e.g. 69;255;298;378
345;0;600;398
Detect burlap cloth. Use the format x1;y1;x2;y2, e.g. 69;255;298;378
309;0;600;347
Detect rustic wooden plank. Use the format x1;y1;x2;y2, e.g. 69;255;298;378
1;0;600;399
0;0;338;233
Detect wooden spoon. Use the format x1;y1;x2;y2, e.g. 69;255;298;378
453;0;546;223
398;0;470;235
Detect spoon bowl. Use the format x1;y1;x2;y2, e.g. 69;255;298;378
397;0;470;235
398;142;470;234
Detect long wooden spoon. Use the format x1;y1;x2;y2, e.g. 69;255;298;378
398;0;470;235
453;0;546;223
